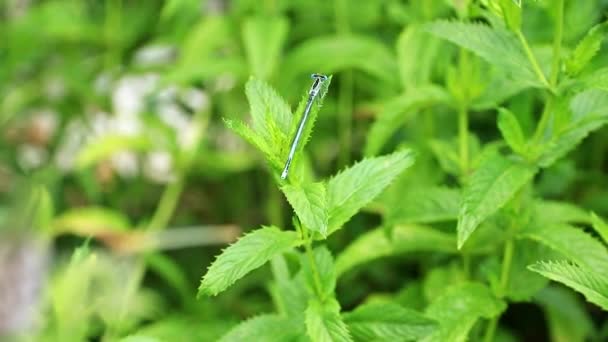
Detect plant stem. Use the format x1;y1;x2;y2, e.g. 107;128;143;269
498;239;515;297
338;71;353;167
147;178;185;231
516;30;551;89
458;103;469;176
533;0;563;144
147;108;210;231
302;227;324;300
335;0;353;168
483;238;514;342
458;48;470;179
550;0;565;87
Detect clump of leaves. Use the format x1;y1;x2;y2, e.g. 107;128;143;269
198;78;435;341
201;1;608;341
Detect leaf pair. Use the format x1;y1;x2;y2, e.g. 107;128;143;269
281;150;415;238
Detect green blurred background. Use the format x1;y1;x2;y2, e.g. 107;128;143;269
2;0;608;341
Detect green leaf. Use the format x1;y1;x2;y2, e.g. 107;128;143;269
582;67;608;91
386;187;460;224
423;283;506;342
364;85;448;156
336;224;456;276
529;260;608;311
219;314;304;342
306;298;353;342
52;206;131;235
497;108;526;155
281;182;328;236
425;21;543;88
499;0;522;31
283;35;400;89
591;213;608;244
242;16;289;80
538;89;608;167
246;77;293;141
198;226;301;296
300;246;336;301
343;303;437;342
223;118;282;170
457;154;537;249
533;201;591;225
268;256;308;318
566;22;608;76
535;286;595;342
519;223;608;276
327;150;415;234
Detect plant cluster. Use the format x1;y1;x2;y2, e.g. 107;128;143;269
1;0;608;341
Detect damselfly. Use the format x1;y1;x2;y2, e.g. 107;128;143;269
280;73;328;180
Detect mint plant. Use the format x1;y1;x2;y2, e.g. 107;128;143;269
198;78;428;341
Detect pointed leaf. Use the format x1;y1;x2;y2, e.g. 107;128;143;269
198;226;301;296
519;223;608;276
529;261;608;311
246;78;293;140
458;154;537;248
566;22;608;76
305;298;353;342
343;303;437;342
533;201;591;225
497;108;526;155
425;21;543;88
591;213;608;244
282;182;328;236
538;89;608;167
327;150;415;234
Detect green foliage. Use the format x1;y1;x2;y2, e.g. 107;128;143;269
426;20;544;88
566;23;608;76
327;150;415;234
423;282;506;342
282;182;328;236
343;302;437;341
457;153;537;248
535;286;595;342
242;16;289;80
305;298;353;342
591;213;608;243
385;186;460;224
529;261;608;311
4;1;608;340
218;314;304;342
336;224;456;276
365;86;448;156
198;226;301;296
519;223;608;275
537;89;608;167
497;108;526;155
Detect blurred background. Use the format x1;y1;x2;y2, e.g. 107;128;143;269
2;0;608;341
